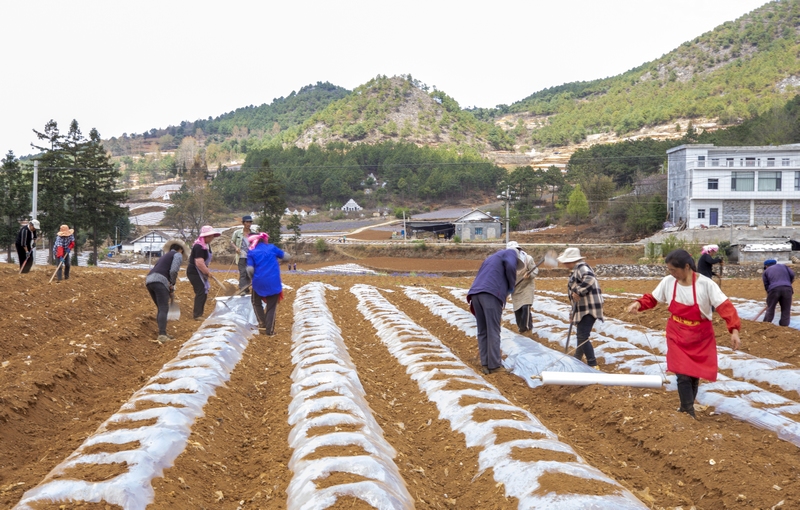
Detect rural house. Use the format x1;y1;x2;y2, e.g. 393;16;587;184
453;209;502;241
341;199;363;212
667;144;800;229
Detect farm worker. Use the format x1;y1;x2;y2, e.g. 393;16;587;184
145;239;187;344
697;244;723;280
14;219;39;273
230;215;254;290
187;225;220;320
246;232;290;335
761;259;795;326
507;241;538;334
467;247;524;374
626;249;741;418
558;247;603;369
53;225;75;282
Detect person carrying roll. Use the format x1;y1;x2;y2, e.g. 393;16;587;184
145;239;187;344
507;241;538;334
186;225;220;320
626;249;741;418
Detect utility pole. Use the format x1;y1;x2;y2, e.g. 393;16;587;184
32;160;38;220
403;210;407;242
498;185;514;244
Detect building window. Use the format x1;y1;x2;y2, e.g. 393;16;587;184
698;209;706;219
726;158;735;167
745;157;756;167
767;158;776;167
697;156;705;167
707;178;719;190
783;158;791;167
796;171;800;191
731;171;754;191
711;158;720;166
758;171;782;191
474;227;483;236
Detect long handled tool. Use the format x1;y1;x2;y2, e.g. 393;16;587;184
754;305;768;321
515;249;558;289
564;300;576;353
167;293;181;321
48;250;70;283
18;251;32;274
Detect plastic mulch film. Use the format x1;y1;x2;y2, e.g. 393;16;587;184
353;284;647;509
287;282;413;510
14;297;256;510
530;295;800;447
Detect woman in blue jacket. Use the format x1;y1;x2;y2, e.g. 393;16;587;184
246;232;290;335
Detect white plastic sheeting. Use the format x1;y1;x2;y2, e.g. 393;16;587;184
305;264;378;275
288;282;413;510
530;295;800;447
353;284;647;509
404;287;598;388
14;298;256;510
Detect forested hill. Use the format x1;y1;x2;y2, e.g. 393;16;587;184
291;75;514;153
104;82;349;156
479;0;800;147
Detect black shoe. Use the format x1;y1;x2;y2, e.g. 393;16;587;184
488;367;507;374
677;407;696;418
481;366;490;375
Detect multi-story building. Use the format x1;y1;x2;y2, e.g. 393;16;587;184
667;144;800;229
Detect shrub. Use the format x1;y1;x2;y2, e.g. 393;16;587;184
453;235;462;243
315;238;329;253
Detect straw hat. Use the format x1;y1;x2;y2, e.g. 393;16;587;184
56;224;74;237
162;238;189;254
198;225;220;238
557;247;584;263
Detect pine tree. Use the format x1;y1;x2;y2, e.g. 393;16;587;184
566;184;590;223
0;151;33;261
248;160;286;247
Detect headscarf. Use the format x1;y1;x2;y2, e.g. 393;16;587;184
193;225;219;249
701;244;719;255
248;231;270;250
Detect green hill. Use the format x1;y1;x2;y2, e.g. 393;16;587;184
498;0;800;146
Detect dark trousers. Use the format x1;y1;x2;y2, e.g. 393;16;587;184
237;258;251;290
251;291;280;334
514;304;532;333
146;282;170;335
573;314;598;367
471;292;503;370
56;255;71;281
764;286;793;326
15;245;33;273
676;373;700;416
186;266;208;319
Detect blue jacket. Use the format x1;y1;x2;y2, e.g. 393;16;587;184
763;263;795;293
247;243;285;297
468;249;519;303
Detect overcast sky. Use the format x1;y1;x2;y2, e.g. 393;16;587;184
1;0;770;158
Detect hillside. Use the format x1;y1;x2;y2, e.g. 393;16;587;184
491;0;800;147
293;75;513;153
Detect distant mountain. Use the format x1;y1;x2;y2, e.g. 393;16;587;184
291;75;514;153
491;0;800;147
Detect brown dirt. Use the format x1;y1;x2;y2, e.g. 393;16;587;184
1;261;799;509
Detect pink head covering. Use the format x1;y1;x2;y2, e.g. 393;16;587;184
193;225;220;249
248;231;269;250
701;244;719;255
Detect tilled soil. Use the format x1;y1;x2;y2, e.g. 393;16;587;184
1;261;798;509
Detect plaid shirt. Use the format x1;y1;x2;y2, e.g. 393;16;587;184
53;234;75;258
567;262;604;323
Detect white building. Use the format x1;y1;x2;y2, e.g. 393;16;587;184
667;144;800;229
341;199;363;212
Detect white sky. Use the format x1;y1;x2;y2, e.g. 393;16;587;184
1;0;769;158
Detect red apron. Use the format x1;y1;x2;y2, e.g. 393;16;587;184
665;274;718;381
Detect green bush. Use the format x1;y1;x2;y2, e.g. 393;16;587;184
315;238;329;253
453;235;462;243
412;240;427;250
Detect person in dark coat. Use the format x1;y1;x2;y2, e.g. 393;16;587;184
467;248;524;375
14;219;39;273
186;225;220;320
762;259;795;326
697;244;723;280
145;239;187;344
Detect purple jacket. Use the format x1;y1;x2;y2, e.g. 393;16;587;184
468;249;519;303
763;264;795;293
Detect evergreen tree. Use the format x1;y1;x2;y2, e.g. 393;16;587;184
287;214;302;253
248;160;286;248
565;184;590;223
0;151;32;261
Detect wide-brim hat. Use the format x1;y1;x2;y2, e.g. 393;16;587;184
198;225;221;238
162;238;189;255
506;241;520;250
557;247;584;264
57;224;74;237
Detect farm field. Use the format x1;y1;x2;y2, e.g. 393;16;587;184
1;260;799;509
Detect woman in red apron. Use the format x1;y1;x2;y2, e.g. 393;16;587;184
627;249;741;418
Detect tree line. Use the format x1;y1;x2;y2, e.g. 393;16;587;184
0;120;129;264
